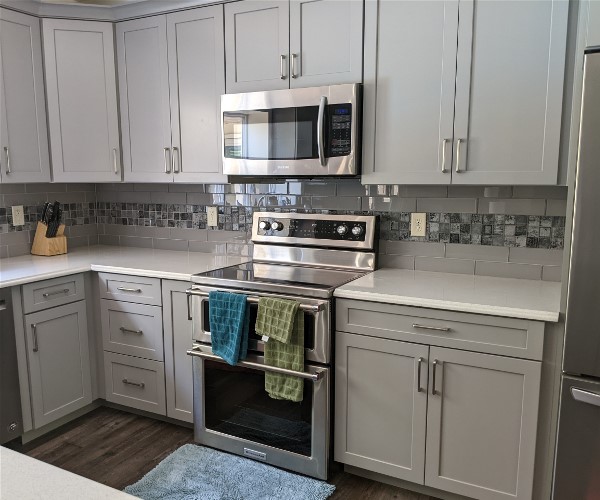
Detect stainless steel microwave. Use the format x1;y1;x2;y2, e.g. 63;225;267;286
221;83;361;177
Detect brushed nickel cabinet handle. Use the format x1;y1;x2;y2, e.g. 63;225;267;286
32;324;38;352
291;53;298;78
280;54;287;80
122;379;145;388
186;291;192;321
441;139;449;173
432;359;440;395
413;323;451;332
42;288;70;298
117;287;142;293
112;148;119;174
456;138;464;173
417;357;424;393
119;326;143;335
172;146;179;173
164;147;171;174
4;146;10;174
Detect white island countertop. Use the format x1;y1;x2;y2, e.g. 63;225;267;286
334;268;562;322
0;245;248;288
0;446;135;499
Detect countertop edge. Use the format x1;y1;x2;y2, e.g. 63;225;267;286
333;289;560;323
0;265;93;288
89;264;192;282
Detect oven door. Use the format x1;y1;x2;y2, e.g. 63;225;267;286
221;83;360;177
188;344;330;480
188;286;331;364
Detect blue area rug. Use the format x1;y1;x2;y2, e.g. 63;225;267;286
124;444;335;500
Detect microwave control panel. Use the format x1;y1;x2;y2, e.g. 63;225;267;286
328;104;352;157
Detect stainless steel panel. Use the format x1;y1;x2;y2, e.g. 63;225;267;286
553;375;600;499
221;83;360;177
564;52;600;378
252;245;376;271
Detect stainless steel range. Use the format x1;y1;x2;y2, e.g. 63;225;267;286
186;211;378;480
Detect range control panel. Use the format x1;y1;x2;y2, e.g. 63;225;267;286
328;104;352;157
256;216;368;242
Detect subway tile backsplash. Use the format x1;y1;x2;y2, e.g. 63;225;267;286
0;180;568;282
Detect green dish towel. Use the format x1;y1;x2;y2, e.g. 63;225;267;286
256;297;304;403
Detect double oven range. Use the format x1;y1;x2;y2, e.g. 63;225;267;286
187;211;377;480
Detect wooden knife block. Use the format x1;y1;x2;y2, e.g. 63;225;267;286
31;222;67;256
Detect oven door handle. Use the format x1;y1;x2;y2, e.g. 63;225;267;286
185;289;325;314
187;347;324;382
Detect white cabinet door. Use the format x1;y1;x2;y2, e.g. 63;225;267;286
167;6;227;183
117;16;173;183
362;0;457;185
586;0;600;48
225;0;290;93
0;9;50;183
25;301;92;429
289;0;363;88
452;0;568;184
335;332;429;483
162;281;193;423
425;347;541;500
43;19;121;182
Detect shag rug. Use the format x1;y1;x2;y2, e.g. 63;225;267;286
124;444;336;500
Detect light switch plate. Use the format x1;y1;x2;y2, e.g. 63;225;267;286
11;205;25;226
207;206;218;227
410;212;426;237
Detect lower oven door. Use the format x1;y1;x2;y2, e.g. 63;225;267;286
188;344;330;480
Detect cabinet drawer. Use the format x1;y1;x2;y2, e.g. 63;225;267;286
100;300;164;361
336;299;544;360
103;352;166;415
23;274;85;313
98;273;161;305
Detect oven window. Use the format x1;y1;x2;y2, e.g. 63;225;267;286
223;106;320;160
204;360;313;456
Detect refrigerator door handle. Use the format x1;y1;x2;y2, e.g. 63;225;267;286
571;387;600;408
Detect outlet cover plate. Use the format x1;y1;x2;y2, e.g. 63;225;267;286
12;205;25;226
207;206;218;227
410;212;426;237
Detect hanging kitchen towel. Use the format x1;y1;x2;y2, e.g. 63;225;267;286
255;297;299;343
209;291;249;365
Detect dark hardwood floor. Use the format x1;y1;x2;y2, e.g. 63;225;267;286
8;407;434;500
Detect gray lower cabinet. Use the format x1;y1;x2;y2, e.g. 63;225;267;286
335;332;428;483
43;19;120;182
162;280;194;423
0;8;50;184
25;301;93;428
425;347;541;500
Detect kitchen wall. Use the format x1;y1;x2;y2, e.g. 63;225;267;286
1;180;567;281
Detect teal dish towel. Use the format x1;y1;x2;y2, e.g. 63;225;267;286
209;291;249;365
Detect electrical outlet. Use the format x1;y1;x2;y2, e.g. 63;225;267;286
410;212;427;237
207;206;218;227
11;205;25;226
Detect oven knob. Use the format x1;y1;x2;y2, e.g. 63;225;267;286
351;225;364;236
258;220;271;231
271;221;284;231
336;224;348;236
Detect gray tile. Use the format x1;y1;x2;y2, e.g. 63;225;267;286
390;185;448;198
365;185;388;196
133;183;169;192
67;183;95;192
187;192;223;205
170;228;208;241
168;183;205;193
415;256;475;275
482;186;513;198
189;241;227;253
150;191;187;204
311;196;361;210
96;183;130;192
68;236;90;248
95;191;119;203
118;191;150;203
336;180;366;196
0;245;8;258
207;230;247;242
474;260;542;280
542;265;562;282
289;181;336;196
478;198;546;215
390;197;417;212
0;184;26;194
512;186;567;199
546;199;567;216
417;198;477;213
225;194;252;206
68;224;98;238
447;186;485;198
105;224;137;236
119;236;154;248
7;243;30;257
153;238;189;251
445;243;509;262
0;230;30;246
362;197;390;211
26;183;65;193
84;191;97;203
226;242;253;257
508;247;563;265
136;226;171;239
246;183;287;195
384;241;445;257
378;254;415;270
3;192;48;206
98;234;120;246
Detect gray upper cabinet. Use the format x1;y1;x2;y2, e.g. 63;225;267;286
362;0;568;186
0;9;50;184
425;347;541;500
117;6;226;183
289;0;363;88
43;19;120;182
587;0;600;47
453;0;568;185
225;0;290;93
117;16;172;183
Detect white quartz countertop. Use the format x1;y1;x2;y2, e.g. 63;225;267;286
0;245;248;288
334;268;561;322
0;446;135;499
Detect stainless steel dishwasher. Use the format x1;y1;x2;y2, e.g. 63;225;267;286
1;288;22;444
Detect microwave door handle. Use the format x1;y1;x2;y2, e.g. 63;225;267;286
317;96;327;167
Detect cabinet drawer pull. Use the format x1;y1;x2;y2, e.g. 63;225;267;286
291;53;298;78
117;287;142;293
42;288;70;298
417;357;424;393
432;359;440;395
119;326;143;335
164;147;171;174
112;147;119;174
122;379;145;388
455;138;464;173
172;146;179;173
441;138;449;173
32;324;38;352
280;54;287;80
4;146;10;174
412;323;451;332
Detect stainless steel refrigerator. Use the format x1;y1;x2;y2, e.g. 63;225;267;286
553;48;600;499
